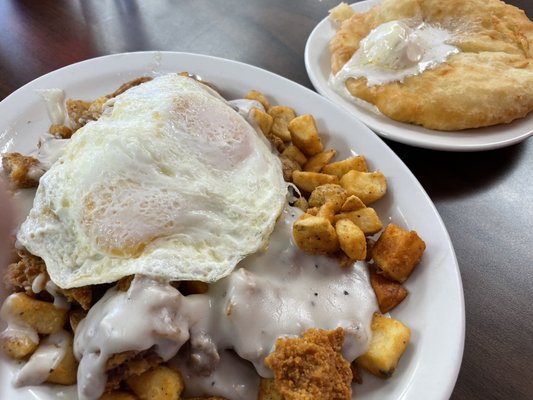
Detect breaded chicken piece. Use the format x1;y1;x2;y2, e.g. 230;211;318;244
1;152;44;188
265;328;352;400
105;349;163;392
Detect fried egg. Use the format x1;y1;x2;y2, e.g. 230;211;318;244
17;74;286;288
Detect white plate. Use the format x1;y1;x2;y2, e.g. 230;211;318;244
304;0;533;151
0;51;464;400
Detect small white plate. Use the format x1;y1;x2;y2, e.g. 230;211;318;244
304;0;533;151
0;51;464;400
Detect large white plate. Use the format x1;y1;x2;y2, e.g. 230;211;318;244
0;51;464;400
305;0;533;151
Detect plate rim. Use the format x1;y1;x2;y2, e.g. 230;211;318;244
0;51;465;400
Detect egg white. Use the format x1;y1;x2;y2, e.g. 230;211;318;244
17;74;286;288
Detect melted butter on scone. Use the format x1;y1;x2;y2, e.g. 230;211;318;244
330;20;459;88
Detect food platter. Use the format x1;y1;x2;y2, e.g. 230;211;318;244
0;51;464;399
304;0;533;151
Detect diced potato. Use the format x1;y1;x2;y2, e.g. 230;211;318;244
292;171;339;194
372;224;426;283
308;184;347;212
329;3;355;23
127;365;184;400
258;378;284;400
268;106;296;142
369;266;409;313
281;145;307;166
305;207;319;216
335;219;366;260
339;170;387;205
245;89;270;111
293;215;339;254
250;107;274;136
317;201;336;224
293;196;308;212
288;114;323;156
303;149;337;172
334;208;383;235
0;331;38;359
340;195;366;212
322;156;368;177
280;155;301;182
47;335;78;385
2;293;68;334
357;313;411;378
49;124;73;139
100;392;139;400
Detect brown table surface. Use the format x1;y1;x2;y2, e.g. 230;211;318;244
1;1;532;399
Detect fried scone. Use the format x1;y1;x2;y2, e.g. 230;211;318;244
264;328;352;400
329;0;533;130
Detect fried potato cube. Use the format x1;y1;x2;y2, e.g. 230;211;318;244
372;224;426;283
245;89;270;111
334;208;383;235
1;152;43;189
46;335;78;385
292;171;339;194
335;219;367;260
308;184;347;212
126;365;184;400
258;378;284;400
250;107;274;136
317;201;336;224
305;207;319;216
293;196;308;212
2;293;68;334
281;145;307;166
267;132;286;153
357;313;411;378
269;106;296;142
0;331;38;360
340;195;366;212
369;267;409;313
100;392;139;400
329;2;354;23
280;155;301;182
340;170;387;205
322;156;368;178
303;149;337;172
293;215;339;254
49;124;73;139
288;114;323;156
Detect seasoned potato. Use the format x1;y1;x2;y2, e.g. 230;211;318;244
339;170;387;205
316;201;336;224
292;171;339;194
322;156;368;177
335;219;367;260
280;155;301;182
305;207;319;216
245;89;270;111
288;114;324;156
47;335;78;385
0;331;38;359
100;392;139;400
268;106;296;142
372;224;426;283
357;313;411;378
258;378;284;400
49;124;73;139
340;195;366;212
292;196;308;211
303;149;337;172
250;107;274;136
281;145;307;166
334;208;383;235
293;215;339;254
308;184;347;212
2;293;68;334
369;266;409;313
127;365;184;400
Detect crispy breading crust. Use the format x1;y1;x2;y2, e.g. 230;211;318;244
4;250;46;294
1;153;42;189
265;328;352;400
105;349;163;392
330;0;533;130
